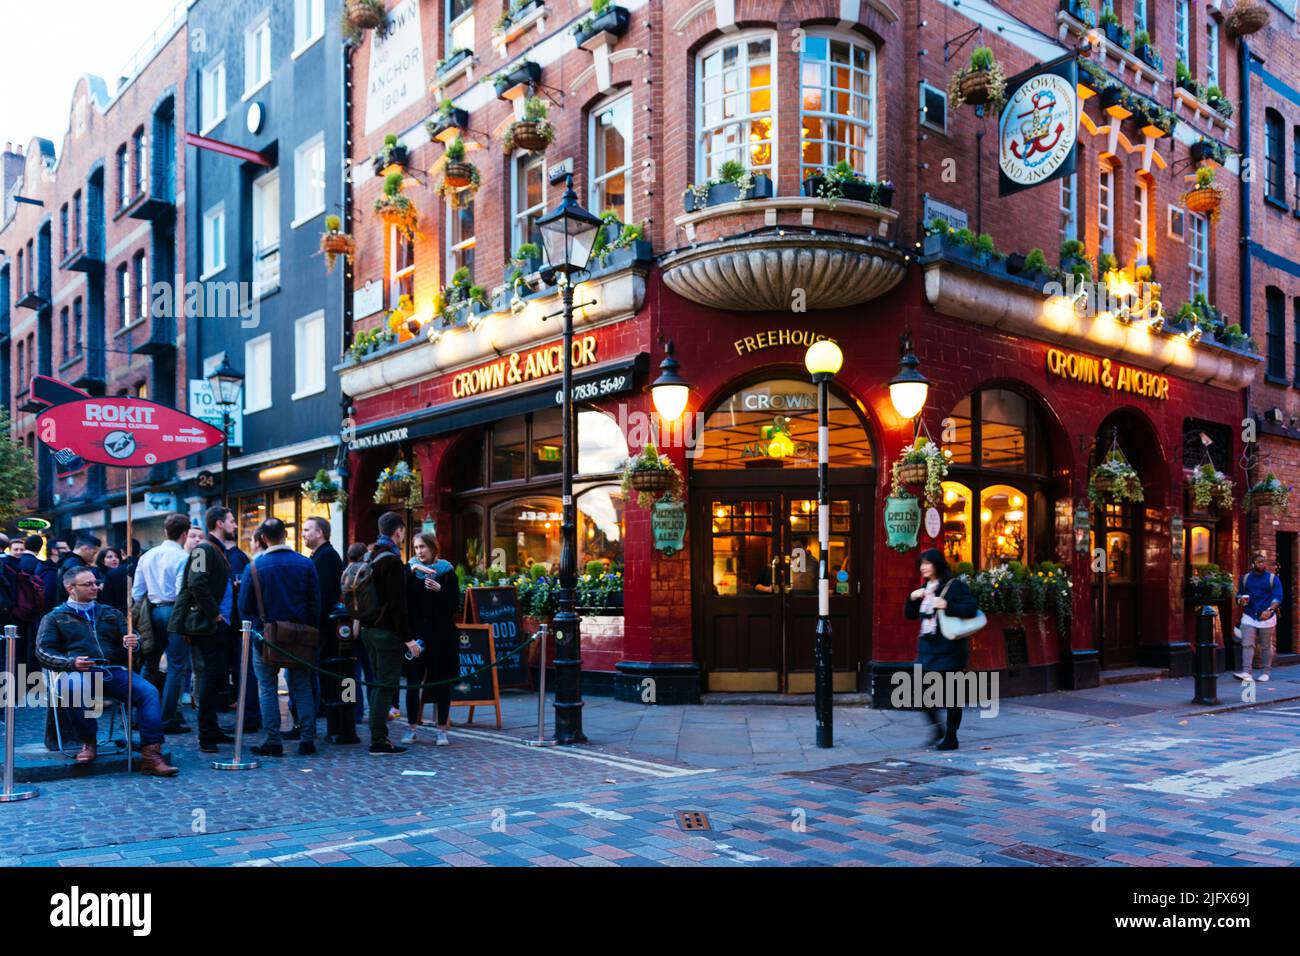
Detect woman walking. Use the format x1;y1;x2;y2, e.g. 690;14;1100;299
400;533;460;746
905;548;980;751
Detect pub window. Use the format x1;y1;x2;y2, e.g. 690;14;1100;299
1187;210;1207;299
798;31;877;184
1266;286;1285;379
511;153;546;255
589;91;632;221
1133;176;1150;267
1265;109;1285;205
447;196;475;280
389;226;414;308
697;31;775;183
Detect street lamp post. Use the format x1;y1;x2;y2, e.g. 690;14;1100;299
805;339;843;749
536;173;602;745
208;357;244;507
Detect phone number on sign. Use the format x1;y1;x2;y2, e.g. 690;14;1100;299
559;375;629;403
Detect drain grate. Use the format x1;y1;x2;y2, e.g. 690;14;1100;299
676;811;712;831
998;843;1095;867
783;760;974;794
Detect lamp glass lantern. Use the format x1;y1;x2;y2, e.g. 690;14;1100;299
804;339;843;382
208;357;245;410
536;173;603;275
651;341;691;421
888;337;928;420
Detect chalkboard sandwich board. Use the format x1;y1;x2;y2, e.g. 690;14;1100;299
449;623;502;728
464;586;531;690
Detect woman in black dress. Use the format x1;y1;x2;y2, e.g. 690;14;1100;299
401;532;460;746
904;548;980;750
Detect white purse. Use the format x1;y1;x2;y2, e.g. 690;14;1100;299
936;580;987;640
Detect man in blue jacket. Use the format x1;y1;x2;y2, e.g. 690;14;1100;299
1235;550;1283;683
239;518;321;757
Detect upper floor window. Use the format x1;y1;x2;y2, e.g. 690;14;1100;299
60;307;69;362
201;57;227;132
1060;172;1078;242
1205;21;1219;89
117;263;131;329
202;203;226;278
799;32;877;182
252;169;281;296
1265;109;1285;205
1188;210;1208;299
293;132;326;225
244;333;272;413
589;92;632;221
293;310;326;400
245;13;272;96
447;197;475;280
1266;286;1285;379
1133;0;1147;35
696;33;774;183
511;153;547;254
1098;161;1115;257
294;0;325;53
73;298;83;354
390;227;414;308
16;340;25;390
117;144;129;208
25;240;33;291
72;190;82;248
1294;298;1300;385
1294;126;1300;208
1133;176;1150;266
133;251;148;324
447;0;475;54
15;250;23;296
1175;1;1189;69
133;127;147;197
59;205;69;258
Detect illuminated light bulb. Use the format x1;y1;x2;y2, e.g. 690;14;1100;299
715;507;726;520
945;489;958;506
1010;494;1023;508
426;325;444;345
996;535;1006;545
1042;295;1077;326
1006;510;1024;522
981;508;993;523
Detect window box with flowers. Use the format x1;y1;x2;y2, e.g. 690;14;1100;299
373;134;409;178
1187;564;1234;606
964;561;1072;639
1088;449;1144;505
573;0;630;48
494;0;546;45
1132;31;1163;73
373;170;419;239
891;436;949;509
1245;473;1291;514
320;215;354;272
948;46;1007;113
436;267;489;328
620;443;683;508
683;159;774;212
501;96;554;154
803;160;894;209
426;100;470;144
1188;462;1234;513
386;293;421;342
347;326;397;363
588;214;652;271
1059;0;1097;27
436;48;473;79
1097;10;1131;50
493;60;543;99
1204;86;1234;121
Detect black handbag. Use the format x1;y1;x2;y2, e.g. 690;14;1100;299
248;562;320;669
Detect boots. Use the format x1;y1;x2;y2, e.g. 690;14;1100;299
138;743;180;777
75;741;97;764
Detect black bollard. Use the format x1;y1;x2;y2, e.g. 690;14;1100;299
325;603;360;744
1193;604;1220;705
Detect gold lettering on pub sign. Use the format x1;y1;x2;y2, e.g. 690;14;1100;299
1046;348;1169;400
452;335;598;398
733;329;834;357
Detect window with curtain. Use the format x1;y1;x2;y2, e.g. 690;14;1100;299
1267;286;1285;379
1265;109;1285;204
696;32;774;182
589;91;632;221
798;32;876;182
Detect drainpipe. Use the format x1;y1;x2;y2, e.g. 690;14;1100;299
1239;39;1255;556
337;37;354;551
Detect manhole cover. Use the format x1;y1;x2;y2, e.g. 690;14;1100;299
998;843;1095;866
783;759;974;794
676;811;712;831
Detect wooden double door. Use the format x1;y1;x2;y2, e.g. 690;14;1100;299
692;473;872;693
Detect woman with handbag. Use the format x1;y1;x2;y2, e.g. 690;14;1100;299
905;548;982;751
399;533;459;746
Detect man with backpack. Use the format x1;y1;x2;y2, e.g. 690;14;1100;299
1235;550;1282;683
343;512;419;755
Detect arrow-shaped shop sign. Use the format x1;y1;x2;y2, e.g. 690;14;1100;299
37;395;226;468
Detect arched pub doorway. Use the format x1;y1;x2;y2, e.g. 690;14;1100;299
690;375;876;693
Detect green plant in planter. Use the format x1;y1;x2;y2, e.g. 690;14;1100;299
1204;85;1233;118
373;170;418;239
347;326;396;361
1246;472;1292;514
890;436;950;507
949;45;1007;112
686;159;758;209
619;442;684;508
1188;462;1234;511
1024;248;1047;273
1088;449;1144;505
814;159;858;208
974;232;997;257
501;96;555;153
925;216;952;238
302;468;347;508
575;0;612;35
1059;238;1093;282
1098;9;1119;26
1098;251;1120;276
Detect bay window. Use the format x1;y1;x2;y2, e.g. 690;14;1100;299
798;32;876;182
696;33;774;183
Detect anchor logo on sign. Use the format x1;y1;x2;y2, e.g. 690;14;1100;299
1009;91;1065;169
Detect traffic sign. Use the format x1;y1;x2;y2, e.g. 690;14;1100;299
188;379;243;448
36;397;225;468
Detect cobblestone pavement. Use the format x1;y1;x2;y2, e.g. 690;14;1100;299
3;672;1300;866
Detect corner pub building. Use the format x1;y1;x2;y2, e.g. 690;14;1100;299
337;0;1269;705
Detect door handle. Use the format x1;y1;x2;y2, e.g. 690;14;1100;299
770;556;782;592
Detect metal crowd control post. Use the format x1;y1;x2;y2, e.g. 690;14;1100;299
1193;605;1221;705
527;625;555;747
1;625;38;802
213;621;259;771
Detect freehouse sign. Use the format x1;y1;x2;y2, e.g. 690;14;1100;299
1046;347;1170;400
451;335;599;398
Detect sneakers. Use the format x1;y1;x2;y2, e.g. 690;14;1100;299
435;730;450;747
1259;673;1270;682
400;730;418;745
1234;671;1254;682
369;740;408;756
297;741;317;756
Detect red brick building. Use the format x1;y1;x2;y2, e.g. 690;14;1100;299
338;0;1282;703
0;6;188;545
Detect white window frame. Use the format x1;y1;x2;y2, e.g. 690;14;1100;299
202;203;226;279
201;57;227;134
1188;210;1208;299
1133;0;1147;36
695;30;777;184
244;333;272;414
588;91;633;221
1059;171;1078;242
118;264;132;330
446;197;475;280
1206;20;1219;89
1133;176;1149;266
1175;1;1189;70
136;252;149;323
292;131;326;227
244;12;272;100
447;0;475;55
511;152;548;255
133;128;147;197
797;29;878;182
1098;162;1115;257
389;225;415;309
919;81;947;135
292;310;326;400
252;169;281;297
293;0;325;58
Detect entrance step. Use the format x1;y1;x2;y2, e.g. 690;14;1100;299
701;692;872;706
1100;666;1168;685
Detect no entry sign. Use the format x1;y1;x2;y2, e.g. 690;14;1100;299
37;397;225;468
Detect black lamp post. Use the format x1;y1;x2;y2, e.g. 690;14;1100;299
207;356;244;506
536;173;602;745
804;339;843;749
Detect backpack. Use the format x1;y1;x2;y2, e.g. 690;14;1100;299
341;550;397;625
12;569;45;623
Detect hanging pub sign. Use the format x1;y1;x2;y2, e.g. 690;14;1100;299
885;496;922;552
999;54;1079;196
652;499;687;555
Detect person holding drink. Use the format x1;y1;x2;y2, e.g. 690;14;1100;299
1235;550;1282;683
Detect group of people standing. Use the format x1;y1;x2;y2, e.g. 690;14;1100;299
20;505;464;776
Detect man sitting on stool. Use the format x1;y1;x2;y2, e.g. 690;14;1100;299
35;567;179;776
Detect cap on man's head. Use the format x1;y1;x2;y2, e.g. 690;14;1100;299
1254;550;1270;561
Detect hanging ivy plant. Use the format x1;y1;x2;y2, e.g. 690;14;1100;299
890;436;949;508
1245;472;1292;514
1088;449;1144;505
1188;462;1234;511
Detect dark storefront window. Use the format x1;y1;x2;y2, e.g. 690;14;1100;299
235;485;331;555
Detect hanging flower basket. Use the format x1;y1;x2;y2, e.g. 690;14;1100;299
948;47;1007;112
1245;472;1291;514
375;461;417;506
630;471;674;495
890;436;949;509
508;119;552;153
345;0;387;33
444;161;476;188
1184;185;1222;217
619;443;683;508
1088;449;1144;505
302;469;347;508
382;479;412;502
320;216;355;272
1226;0;1270;37
959;71;996;107
1187;462;1234;512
